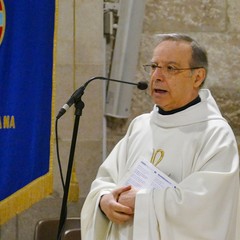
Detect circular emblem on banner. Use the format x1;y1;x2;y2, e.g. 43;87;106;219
0;0;6;45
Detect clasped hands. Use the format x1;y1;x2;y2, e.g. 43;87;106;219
100;185;138;224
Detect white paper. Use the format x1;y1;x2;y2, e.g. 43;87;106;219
123;159;177;189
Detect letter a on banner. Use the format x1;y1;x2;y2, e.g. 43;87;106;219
0;0;57;225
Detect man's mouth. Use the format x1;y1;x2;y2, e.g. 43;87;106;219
154;89;167;93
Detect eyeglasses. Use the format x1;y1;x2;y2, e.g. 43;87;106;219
143;63;203;77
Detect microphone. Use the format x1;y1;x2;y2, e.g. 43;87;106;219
56;76;148;119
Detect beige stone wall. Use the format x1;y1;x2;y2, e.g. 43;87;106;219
107;0;240;153
53;0;105;206
53;0;106;218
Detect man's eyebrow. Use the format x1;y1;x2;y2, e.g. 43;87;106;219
150;60;180;65
165;61;180;65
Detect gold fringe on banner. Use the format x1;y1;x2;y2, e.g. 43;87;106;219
0;173;53;225
0;0;59;225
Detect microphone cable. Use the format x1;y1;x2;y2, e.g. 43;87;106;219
55;117;65;190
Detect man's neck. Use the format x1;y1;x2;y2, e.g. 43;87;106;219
157;95;201;115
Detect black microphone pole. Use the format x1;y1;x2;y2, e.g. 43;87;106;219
56;76;147;239
56;86;85;240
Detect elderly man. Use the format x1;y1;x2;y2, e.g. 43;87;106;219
81;33;239;240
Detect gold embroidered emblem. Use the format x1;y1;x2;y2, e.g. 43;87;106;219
150;149;164;166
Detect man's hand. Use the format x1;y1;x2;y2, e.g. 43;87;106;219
118;186;138;211
100;185;134;224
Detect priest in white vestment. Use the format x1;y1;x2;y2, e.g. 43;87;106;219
81;33;239;240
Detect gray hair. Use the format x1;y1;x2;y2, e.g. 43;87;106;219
156;33;208;82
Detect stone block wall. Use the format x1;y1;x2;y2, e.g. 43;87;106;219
107;0;240;153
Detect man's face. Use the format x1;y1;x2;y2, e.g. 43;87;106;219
149;40;205;111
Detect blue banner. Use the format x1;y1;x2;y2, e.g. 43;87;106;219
0;0;55;203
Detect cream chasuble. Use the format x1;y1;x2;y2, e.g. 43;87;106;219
81;89;239;240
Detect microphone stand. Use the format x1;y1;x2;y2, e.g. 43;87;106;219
55;76;147;239
57;86;85;240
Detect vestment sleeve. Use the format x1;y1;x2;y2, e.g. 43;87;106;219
81;120;135;240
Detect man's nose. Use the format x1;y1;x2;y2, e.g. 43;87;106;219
152;67;165;79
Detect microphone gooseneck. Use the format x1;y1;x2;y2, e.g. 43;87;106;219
56;76;148;119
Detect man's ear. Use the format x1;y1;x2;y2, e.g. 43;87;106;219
194;68;206;87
